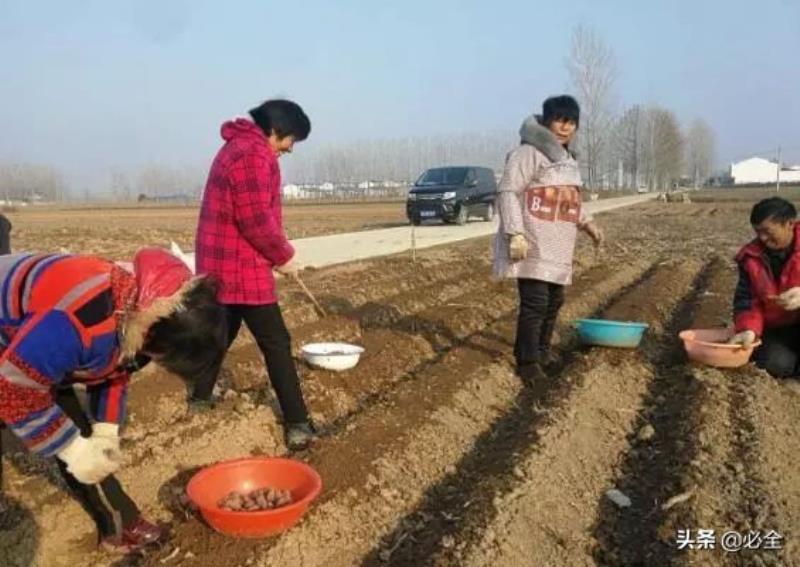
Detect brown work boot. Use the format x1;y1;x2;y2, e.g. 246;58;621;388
101;517;166;553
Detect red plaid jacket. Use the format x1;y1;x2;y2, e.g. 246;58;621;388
195;119;294;305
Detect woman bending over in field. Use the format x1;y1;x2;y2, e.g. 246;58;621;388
0;248;227;552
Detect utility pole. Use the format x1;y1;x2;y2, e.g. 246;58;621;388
776;146;782;192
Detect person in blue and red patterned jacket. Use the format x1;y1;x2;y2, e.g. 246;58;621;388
0;248;227;552
730;197;800;378
194;99;315;450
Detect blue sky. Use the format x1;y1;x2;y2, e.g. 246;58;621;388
1;0;798;190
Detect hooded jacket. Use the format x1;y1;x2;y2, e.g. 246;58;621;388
0;248;191;456
493;115;590;285
195;118;295;305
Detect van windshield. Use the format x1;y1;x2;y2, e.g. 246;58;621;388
415;168;469;187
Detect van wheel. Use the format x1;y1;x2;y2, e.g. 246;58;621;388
455;206;469;225
411;217;421;226
483;203;495;222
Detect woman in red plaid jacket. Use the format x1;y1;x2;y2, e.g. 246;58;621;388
194;99;315;449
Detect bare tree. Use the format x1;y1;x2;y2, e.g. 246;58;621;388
0;162;67;202
282;131;515;186
612;105;647;188
566;25;617;190
135;164;203;199
641;107;684;190
110;169;133;201
685;119;716;188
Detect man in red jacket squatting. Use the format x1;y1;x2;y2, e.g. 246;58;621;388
730;197;800;379
193;99;316;449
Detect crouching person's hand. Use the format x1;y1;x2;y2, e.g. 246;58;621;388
728;330;757;348
92;422;120;454
57;434;122;485
777;287;800;311
508;234;529;262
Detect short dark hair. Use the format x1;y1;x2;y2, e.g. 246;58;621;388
542;95;580;128
144;278;228;384
249;99;311;141
750;197;797;225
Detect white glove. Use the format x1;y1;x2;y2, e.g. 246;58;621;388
274;258;301;276
728;330;757;348
93;422;120;454
57;434;121;485
508;234;529;262
776;287;800;311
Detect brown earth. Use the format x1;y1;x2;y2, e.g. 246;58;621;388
1;194;799;567
5;202;407;259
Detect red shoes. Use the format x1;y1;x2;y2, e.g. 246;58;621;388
101;516;166;553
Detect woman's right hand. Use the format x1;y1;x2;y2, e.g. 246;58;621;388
275;258;301;276
57;434;122;484
508;234;529;262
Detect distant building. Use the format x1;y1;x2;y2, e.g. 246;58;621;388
730;157;800;185
282;183;312;200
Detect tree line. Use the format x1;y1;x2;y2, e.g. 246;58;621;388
286;25;716;191
1;25;715;200
0;162;67;202
567;25;715;191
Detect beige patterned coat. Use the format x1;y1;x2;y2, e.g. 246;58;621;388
493;115;590;285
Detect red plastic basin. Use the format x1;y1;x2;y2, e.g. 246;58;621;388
186;457;322;538
679;329;761;368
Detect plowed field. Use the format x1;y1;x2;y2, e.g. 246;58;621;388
2;196;798;567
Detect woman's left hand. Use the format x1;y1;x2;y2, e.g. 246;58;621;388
93;422;121;456
584;222;604;247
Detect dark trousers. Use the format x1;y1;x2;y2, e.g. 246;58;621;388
0;214;10;255
514;278;565;367
192;303;310;424
1;387;139;539
754;325;800;378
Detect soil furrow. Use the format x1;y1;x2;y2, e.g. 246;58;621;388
356;260;663;566
134;254;655;566
590;258;731;566
456;261;701;565
746;375;800;564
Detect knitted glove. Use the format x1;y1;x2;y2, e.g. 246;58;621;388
508;234;529;262
57;434;121;485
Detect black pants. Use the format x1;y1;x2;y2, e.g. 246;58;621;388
0;214;10;255
514;278;565;367
1;387;139;539
754;325;800;378
192;303;310;424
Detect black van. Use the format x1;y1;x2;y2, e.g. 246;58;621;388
406;166;497;225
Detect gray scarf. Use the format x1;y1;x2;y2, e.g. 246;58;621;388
518;115;575;163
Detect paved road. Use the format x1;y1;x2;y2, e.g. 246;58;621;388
176;194;655;270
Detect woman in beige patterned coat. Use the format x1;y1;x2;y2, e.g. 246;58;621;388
494;95;604;384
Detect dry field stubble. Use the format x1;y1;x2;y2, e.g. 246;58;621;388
2;193;799;566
